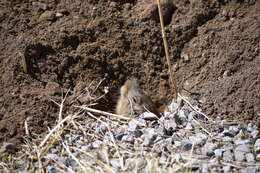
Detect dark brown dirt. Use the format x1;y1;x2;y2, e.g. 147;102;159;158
0;0;259;145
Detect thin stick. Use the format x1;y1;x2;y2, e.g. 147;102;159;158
39;114;72;148
61;141;88;171
76;106;131;121
59;89;70;122
157;0;178;99
24;120;29;136
178;93;211;121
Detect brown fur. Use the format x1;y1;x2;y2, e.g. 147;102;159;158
116;79;159;117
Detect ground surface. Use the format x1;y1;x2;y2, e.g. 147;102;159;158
0;0;259;145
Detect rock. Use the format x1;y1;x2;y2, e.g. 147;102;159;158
242;166;257;173
181;53;190;62
188;112;196;121
222;136;232;142
122;135;134;144
0;143;17;153
223;150;233;161
110;159;121;170
115;126;127;140
245;153;255;163
179;110;187;120
222;165;231;173
176;129;186;137
250;129;258;138
91;140;102;149
214;149;223;158
159;152;167;164
50;148;59;154
185;122;193;130
66;159;77;167
181;142;192;151
141;112;158;121
39;11;56;22
83;156;95;166
44;153;59;160
254;138;260;153
154;125;164;136
234;144;250;162
234;139;250;145
202;142;216;156
189;133;207;146
247;123;254;132
32;2;48;11
201;163;210;173
223;129;238;137
57;9;70;16
128;120;139;132
164;119;177;131
46;165;57;173
55;12;63;18
97;151;109;163
168;98;182;112
141;128;157;147
96;124;108;135
229;125;240;134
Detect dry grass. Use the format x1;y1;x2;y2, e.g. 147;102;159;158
157;0;178;99
0;81;256;172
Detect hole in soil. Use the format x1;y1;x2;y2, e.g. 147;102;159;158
0;127;7;133
63;35;80;50
23;43;55;75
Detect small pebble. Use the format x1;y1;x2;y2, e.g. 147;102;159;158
141;112;158;120
185;122;193;130
222;165;231;173
234;144;250;161
91;140;102;149
214;149;223;158
122;135;134;144
245;153;255;163
223;150;234;161
0;143;17;153
46;165;57;173
242;166;257;173
202;142;216;156
254;138;260;153
181;142;192;151
55;12;63;18
250;129;258;138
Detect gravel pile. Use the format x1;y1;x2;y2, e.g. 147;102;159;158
0;96;259;172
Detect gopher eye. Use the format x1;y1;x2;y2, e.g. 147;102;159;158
132;96;142;104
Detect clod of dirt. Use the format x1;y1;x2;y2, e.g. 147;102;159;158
139;0;176;24
39;11;56;22
44;82;61;97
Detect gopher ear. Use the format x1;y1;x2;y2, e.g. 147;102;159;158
132;96;142;105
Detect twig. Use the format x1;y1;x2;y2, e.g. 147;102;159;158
75;106;131;121
61;141;88;172
178;93;212;121
157;0;178;99
24;120;29;136
35;146;45;173
39;114;73;148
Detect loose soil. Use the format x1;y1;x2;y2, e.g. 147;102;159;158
0;0;259;145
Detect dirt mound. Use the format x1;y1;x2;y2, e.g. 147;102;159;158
0;0;259;145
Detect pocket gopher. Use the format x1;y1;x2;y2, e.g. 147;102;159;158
116;78;159;117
